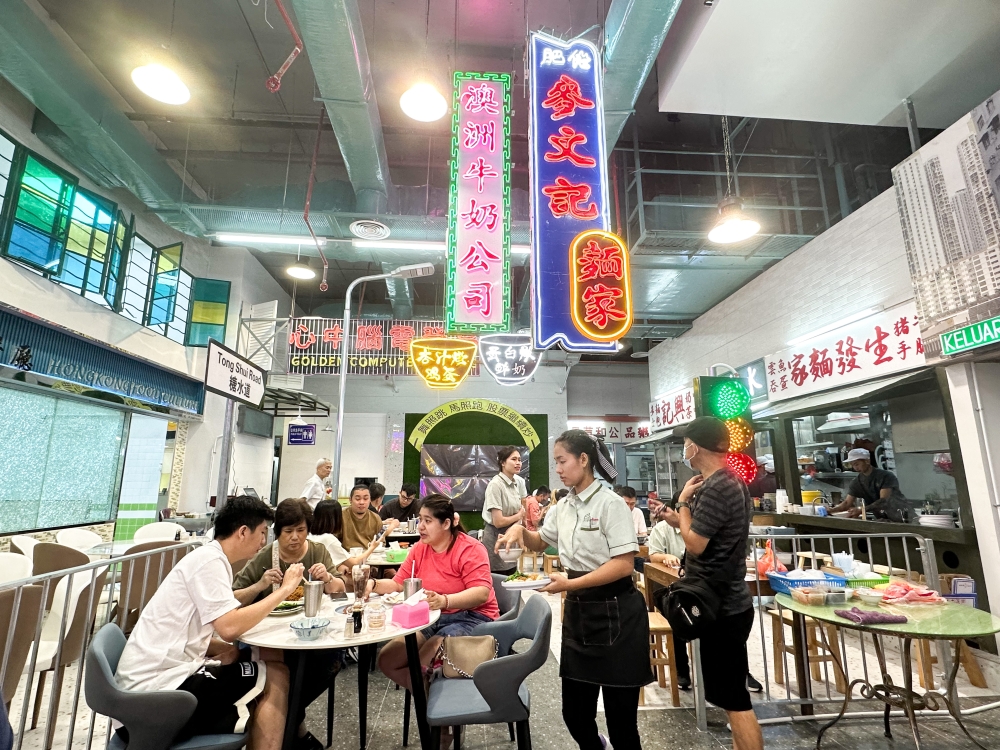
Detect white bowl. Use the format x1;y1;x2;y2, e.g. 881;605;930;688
498;547;523;563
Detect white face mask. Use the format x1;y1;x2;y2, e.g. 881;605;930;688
682;443;696;471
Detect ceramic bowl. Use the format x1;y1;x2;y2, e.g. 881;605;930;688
290;617;330;641
498;546;523;563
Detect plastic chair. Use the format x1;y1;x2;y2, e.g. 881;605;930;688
55;528;103;553
26;566;108;749
9;535;38;561
0;585;44;710
0;553;32;584
425;594;552;749
86;624;248;750
116;542;189;634
133;523;185;542
31;543;90;610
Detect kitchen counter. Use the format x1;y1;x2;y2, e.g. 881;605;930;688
752;512;976;546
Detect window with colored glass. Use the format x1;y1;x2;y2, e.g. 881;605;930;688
104;211;131;310
119;233;154;323
186;277;231;346
52;188;117;305
0;130;17;223
1;152;77;273
148;268;192;344
146;242;183;326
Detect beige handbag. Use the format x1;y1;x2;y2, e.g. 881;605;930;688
437;635;499;678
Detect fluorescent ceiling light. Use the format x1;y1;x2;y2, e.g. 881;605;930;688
131;64;190;105
400;81;448;122
213;233;327;246
352;239;530;255
786;307;882;347
286;262;316;280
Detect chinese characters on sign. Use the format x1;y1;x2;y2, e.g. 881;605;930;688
204;339;266;409
529;32;621;352
649;385;696;433
410;338;478;390
566;419;651;443
446;72;511;333
764;303;926;402
569;230;632;341
286;318;480;377
478;334;544;386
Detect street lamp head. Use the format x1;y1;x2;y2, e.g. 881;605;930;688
391;263;435;279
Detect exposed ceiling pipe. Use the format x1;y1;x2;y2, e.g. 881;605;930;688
304;106;330;291
265;0;304;93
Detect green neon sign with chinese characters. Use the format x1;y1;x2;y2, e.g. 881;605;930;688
940;316;1000;356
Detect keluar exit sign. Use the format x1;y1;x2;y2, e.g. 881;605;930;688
940;315;1000;356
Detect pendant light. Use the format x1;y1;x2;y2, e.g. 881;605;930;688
286;261;316;280
708;115;760;244
400;0;447;122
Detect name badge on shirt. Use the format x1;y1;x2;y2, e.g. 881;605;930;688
579;513;600;532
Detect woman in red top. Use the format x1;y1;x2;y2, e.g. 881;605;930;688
373;494;499;689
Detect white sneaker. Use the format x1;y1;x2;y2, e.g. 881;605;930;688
599;733;613;750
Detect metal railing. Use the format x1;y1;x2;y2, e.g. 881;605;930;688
1;541;202;750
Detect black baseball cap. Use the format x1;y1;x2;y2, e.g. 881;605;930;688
675;416;729;453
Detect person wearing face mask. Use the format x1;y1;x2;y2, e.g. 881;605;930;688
662;417;762;750
497;430;650;750
482;446;528;573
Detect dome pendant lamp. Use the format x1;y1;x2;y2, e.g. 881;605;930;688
708;115;760;245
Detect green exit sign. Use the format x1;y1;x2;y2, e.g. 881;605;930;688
940;316;1000;356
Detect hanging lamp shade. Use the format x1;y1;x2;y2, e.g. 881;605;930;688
708;196;760;244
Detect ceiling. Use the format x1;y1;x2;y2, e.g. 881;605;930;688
657;0;1000;129
6;0;992;352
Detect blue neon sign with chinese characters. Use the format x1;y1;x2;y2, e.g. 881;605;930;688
528;32;617;353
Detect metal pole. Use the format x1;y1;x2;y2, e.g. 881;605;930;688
216;398;236;511
904;98;921;153
331;271;394;499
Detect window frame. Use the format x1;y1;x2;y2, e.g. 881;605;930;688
53;186;118;300
144;241;183;327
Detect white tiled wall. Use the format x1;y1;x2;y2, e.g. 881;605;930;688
119;414;169;506
648;190;915;397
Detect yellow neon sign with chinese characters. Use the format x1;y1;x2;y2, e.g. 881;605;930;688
410;338;478;389
568;229;633;342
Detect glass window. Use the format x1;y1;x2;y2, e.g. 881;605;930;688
146;242;183;326
104;211;130;310
2;153;77;273
120;233;154;324
149;268;192;344
0;385;126;533
186;277;231;346
0;130;16;221
52;189;116;304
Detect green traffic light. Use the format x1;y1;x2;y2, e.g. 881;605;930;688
709;380;751;420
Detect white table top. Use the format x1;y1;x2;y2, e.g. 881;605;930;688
87;537;206;557
240;593;439;650
365;552;408;567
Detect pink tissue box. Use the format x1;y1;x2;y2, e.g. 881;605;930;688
391;600;430;629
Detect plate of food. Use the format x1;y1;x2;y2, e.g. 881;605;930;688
501;571;551;590
269;586;305;616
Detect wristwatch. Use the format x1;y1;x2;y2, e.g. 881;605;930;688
676;501;691;511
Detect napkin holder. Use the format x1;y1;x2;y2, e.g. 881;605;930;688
391;599;430;629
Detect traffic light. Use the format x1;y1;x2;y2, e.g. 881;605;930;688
693;376;757;483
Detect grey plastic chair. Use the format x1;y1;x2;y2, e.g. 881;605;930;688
425;594;552;750
85;624;248;750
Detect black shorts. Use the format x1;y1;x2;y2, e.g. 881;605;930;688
698;608;754;712
175;660;267;741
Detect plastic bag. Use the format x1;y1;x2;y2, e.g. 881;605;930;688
756;539;787;576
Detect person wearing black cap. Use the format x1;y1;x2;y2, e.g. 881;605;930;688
663;416;763;750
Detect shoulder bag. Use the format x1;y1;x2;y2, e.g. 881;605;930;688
436;635;499;678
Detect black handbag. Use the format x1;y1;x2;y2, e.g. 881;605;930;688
655;572;724;641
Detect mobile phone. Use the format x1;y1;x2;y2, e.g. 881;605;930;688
328;592;348;601
374;527;387;541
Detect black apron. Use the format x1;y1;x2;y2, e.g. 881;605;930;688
482;521;517;573
560;572;653;687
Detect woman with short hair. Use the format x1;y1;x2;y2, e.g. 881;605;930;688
481;446;527;573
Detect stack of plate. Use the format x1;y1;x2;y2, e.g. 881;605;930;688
918;514;955;529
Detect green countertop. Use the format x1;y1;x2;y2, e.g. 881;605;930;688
775;593;1000;638
753;512;977;545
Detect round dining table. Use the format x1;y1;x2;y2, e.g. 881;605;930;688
240;593;439;750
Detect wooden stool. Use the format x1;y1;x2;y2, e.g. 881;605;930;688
520;549;544;572
913;639;987;690
543;553;560;576
768;608;847;694
647;611;680;707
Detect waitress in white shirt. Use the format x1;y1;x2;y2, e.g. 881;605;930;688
481;446;527;573
497;430;651;750
301;458;332;509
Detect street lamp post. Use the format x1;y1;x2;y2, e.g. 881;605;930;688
330;263;435;499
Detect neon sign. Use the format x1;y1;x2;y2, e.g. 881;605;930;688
478;334;543;386
410;338;478;390
529;32;628;352
445;72;511;333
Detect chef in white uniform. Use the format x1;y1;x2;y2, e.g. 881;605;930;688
301;458;333;509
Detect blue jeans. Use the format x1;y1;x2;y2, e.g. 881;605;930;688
421;610;493;639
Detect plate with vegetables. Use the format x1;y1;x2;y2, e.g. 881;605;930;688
501;571;551;590
269;586;305;616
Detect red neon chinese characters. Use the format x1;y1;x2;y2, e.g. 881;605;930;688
576;240;624;281
463;157;499;193
581;284;626;329
544;126;596;167
289;324;317;350
461;199;499;231
542;176;598;220
322;324;343;349
388;324;415;352
463;283;493;318
541;74;595;120
460;241;500;274
355;324;384;351
421;324;445;337
463;121;496;152
461;83;500;114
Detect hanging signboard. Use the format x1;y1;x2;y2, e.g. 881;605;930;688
287;423;316;446
445;71;511;333
736;359;768;403
567;419;651;443
529;31;627;353
204;339;266;408
408;398;541;451
286;318;480;376
478;333;543;385
649;385;696;432
764;303;925;402
410;338;478;390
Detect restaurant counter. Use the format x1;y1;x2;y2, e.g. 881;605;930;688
752;512;976;546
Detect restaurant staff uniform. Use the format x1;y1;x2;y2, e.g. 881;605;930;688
850;467;909;522
539;482;652;750
116;541;266;741
301;474;328;509
482;472;527;573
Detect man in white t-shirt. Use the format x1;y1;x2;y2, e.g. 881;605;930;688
116;496;304;750
301;458;333;509
616;486;647;537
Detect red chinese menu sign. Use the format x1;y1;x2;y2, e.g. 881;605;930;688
649;385;696;432
445;72;511;333
764;303;925;402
